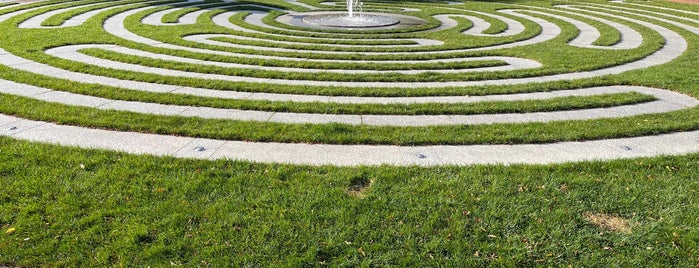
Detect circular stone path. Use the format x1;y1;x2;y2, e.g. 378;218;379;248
0;0;698;166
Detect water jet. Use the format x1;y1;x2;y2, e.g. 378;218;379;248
280;0;424;29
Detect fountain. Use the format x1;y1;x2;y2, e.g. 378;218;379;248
346;0;360;18
277;0;427;30
300;0;402;28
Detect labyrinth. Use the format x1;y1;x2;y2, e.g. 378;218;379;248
1;0;698;166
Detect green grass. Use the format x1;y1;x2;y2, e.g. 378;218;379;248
1;0;699;265
4;1;664;86
81;47;509;72
39;0;148;27
43;7;666;83
0;65;656;116
1;137;698;266
0;0;695;145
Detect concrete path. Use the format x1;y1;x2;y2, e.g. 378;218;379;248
46;44;541;75
44;3;695;88
0;78;695;126
0;0;697;166
2;114;698;166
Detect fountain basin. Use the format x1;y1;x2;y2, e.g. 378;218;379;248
302;13;400;28
278;12;427;30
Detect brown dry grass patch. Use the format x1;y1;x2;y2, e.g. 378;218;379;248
583;212;633;234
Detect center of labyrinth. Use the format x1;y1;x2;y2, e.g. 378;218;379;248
0;0;698;166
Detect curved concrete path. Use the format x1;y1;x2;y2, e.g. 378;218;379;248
595;2;699;20
211;10;439;46
1;3;687;91
433;11;525;36
17;0;136;29
91;4;692;88
1;77;696;126
521;9;642;49
2;114;698;166
1;0;698;166
140;2;239;26
47;44;541;75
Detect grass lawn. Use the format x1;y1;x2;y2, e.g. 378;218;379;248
1;138;698;266
1;0;699;266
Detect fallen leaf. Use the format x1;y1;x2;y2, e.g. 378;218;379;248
5;228;16;235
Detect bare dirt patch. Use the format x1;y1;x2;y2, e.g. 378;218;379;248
667;0;699;5
346;177;373;199
584;212;633;234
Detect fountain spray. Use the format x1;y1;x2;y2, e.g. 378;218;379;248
346;0;362;18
